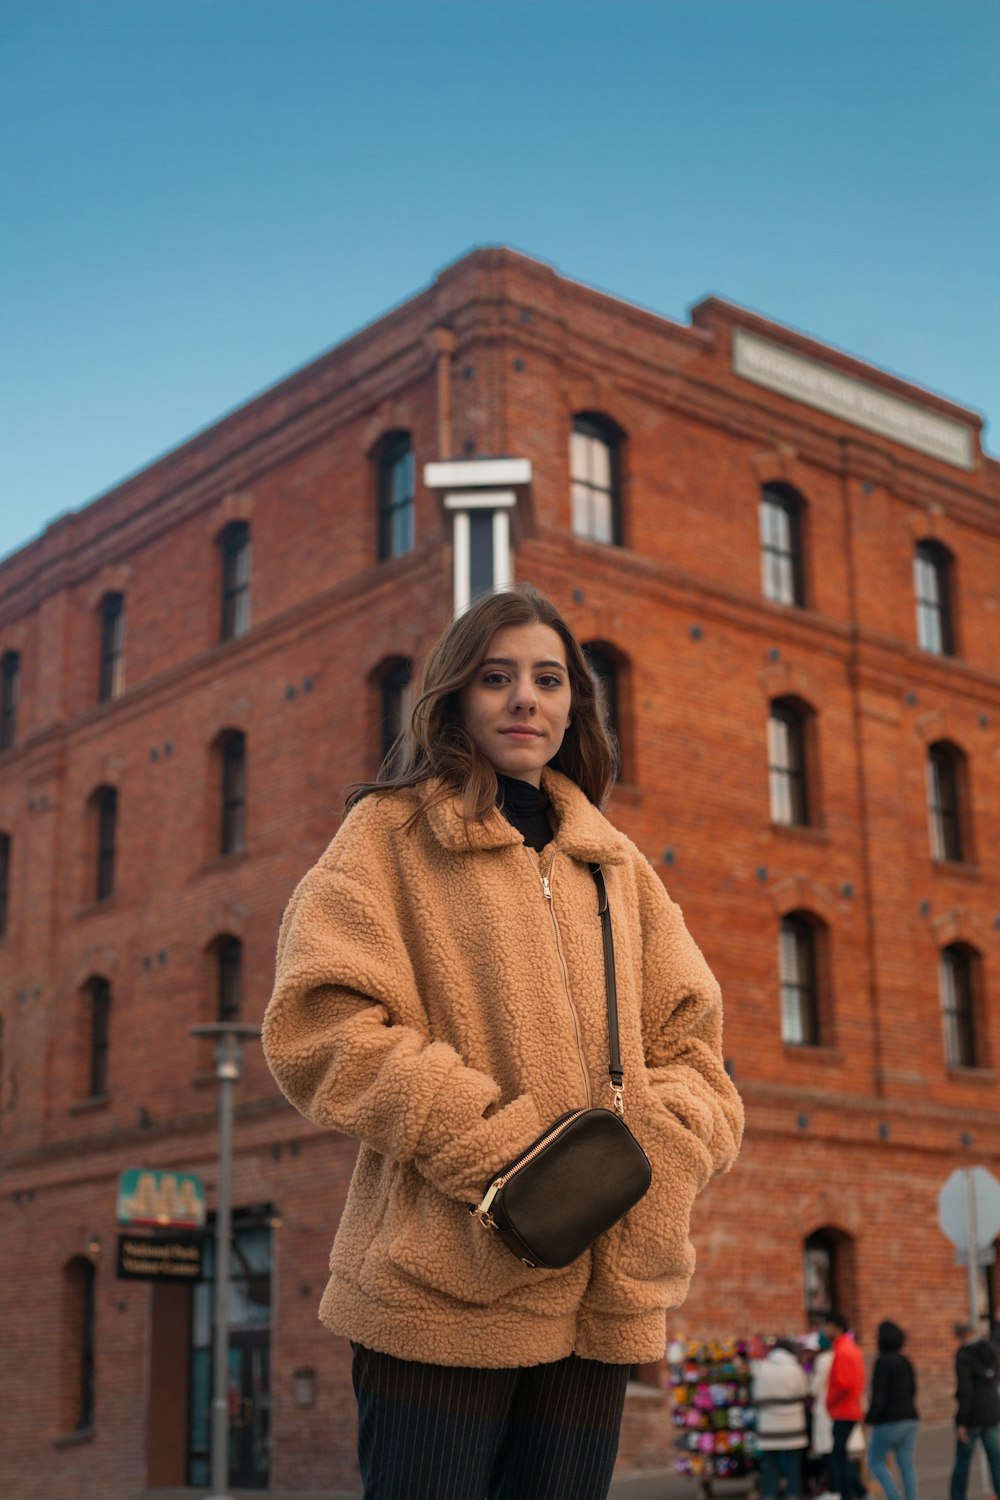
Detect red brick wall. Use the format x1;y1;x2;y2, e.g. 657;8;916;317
2;247;997;1494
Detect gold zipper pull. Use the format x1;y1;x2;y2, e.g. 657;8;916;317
541;874;552;900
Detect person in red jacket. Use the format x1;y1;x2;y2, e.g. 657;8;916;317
824;1313;867;1500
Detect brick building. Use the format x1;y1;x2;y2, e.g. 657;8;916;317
1;246;998;1498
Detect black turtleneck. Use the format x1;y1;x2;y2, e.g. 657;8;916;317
496;774;554;852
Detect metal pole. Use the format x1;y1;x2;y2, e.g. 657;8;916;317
209;1032;237;1500
190;1021;259;1500
964;1169;981;1332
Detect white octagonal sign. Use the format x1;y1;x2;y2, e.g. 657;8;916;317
939;1167;1000;1251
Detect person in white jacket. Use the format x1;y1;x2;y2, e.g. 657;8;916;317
753;1341;810;1500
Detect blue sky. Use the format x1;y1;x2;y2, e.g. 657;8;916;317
1;0;998;563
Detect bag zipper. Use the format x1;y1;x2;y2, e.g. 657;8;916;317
473;1108;590;1228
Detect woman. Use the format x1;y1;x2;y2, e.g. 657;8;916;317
263;585;743;1500
753;1339;809;1500
866;1321;919;1500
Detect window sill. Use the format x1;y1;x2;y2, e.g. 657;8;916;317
770;822;830;844
55;1425;95;1450
946;1066;996;1083
69;1094;110;1116
931;859;981;880
76;897;117;920
782;1043;843;1063
199;850;249;874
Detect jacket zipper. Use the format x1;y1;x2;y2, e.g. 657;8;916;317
526;848;593;1110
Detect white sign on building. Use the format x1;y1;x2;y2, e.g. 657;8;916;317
732;328;975;470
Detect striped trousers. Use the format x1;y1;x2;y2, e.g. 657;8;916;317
351;1343;630;1499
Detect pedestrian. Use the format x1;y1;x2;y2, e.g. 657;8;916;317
950;1321;1000;1500
262;584;744;1500
865;1320;919;1500
753;1339;809;1500
824;1313;866;1500
809;1333;865;1500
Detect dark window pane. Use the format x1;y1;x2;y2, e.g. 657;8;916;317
468;510;494;600
220;523;252;641
760;487;804;606
217;938;243;1022
96;787;117;901
221;733;246;855
768;701;809;826
941;946;976;1068
927;744;962;862
570;417;621;545
779;915;819;1045
98;593;125;702
377;434;415;561
0;651;20;751
584;646;621;777
0;832;9;937
65;1258;96;1431
381;660;413;763
89;978;111;1097
914;542;953;655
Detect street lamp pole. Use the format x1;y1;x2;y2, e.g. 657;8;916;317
191;1022;260;1500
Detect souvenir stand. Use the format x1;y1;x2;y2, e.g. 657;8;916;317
668;1337;764;1497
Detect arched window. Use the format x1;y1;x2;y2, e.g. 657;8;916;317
914;540;954;655
941;944;979;1069
378;658;414;764
779;912;822;1046
570;414;623;545
97;592;125;703
927;741;965;863
217;730;247;856
60;1257;96;1433
376;431;415;561
0;650;20;751
219;521;252;641
804;1228;855;1329
759;484;805;607
768;698;812;827
583;642;626;780
84;976;112;1098
215;936;243;1022
89;786;118;902
0;832;9;938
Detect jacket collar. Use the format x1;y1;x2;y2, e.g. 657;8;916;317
423;768;630;864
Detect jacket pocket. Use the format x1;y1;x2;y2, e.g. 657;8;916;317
617;1099;710;1282
383;1164;584;1310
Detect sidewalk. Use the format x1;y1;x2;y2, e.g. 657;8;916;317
608;1420;986;1500
149;1420;987;1499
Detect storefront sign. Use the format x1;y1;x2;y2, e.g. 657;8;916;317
733;328;974;470
117;1168;206;1228
116;1233;203;1282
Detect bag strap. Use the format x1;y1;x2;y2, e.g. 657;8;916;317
589;863;624;1112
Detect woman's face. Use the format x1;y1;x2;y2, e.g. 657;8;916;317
459;622;572;788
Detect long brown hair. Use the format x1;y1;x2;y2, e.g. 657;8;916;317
347;584;618;822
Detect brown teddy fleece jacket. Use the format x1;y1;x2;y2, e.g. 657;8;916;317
263;768;743;1368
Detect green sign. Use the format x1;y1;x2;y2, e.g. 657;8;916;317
117;1169;206;1228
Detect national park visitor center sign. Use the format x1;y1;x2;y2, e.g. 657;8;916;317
732;328;974;470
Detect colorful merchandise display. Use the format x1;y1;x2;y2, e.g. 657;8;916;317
668;1337;764;1481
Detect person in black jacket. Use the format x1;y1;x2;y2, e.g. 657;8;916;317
950;1322;1000;1500
866;1321;919;1500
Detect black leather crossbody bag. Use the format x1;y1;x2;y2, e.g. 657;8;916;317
469;864;652;1270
